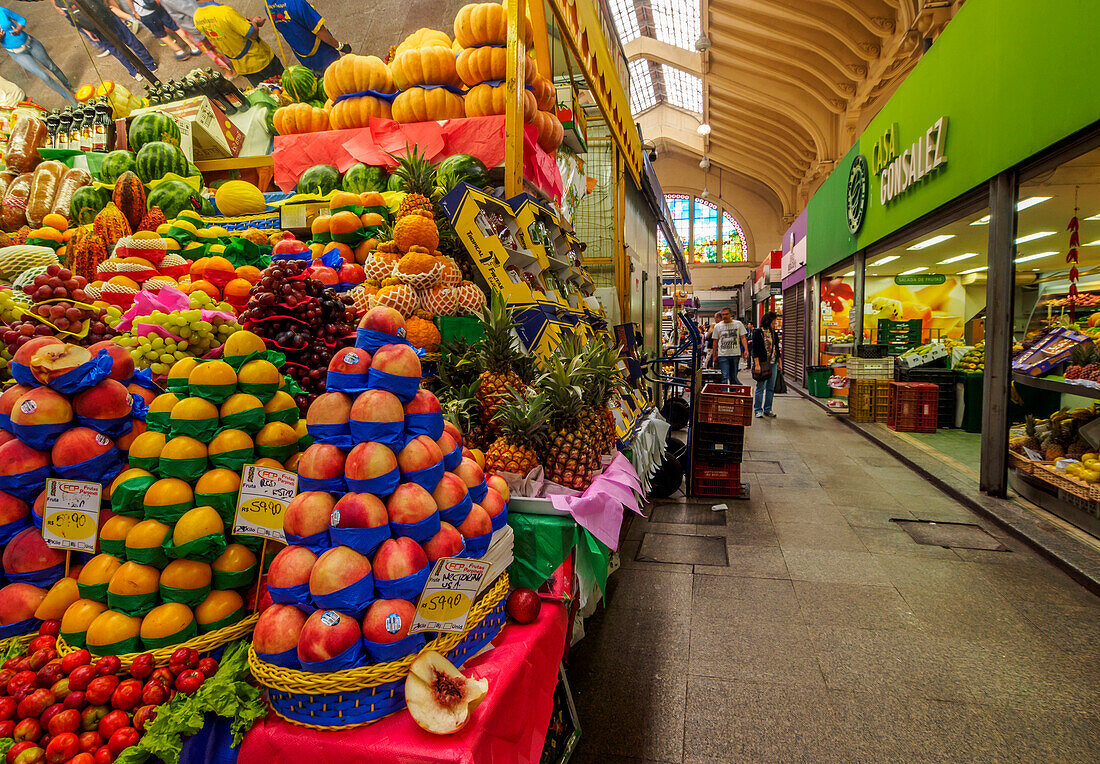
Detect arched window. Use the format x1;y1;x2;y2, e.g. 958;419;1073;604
722;211;745;263
658;194;747;264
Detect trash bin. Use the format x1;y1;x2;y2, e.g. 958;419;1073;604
808;366;832;398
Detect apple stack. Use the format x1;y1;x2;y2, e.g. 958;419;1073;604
252;305;510;673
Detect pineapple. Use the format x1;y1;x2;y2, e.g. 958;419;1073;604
537;347;598;490
475;294;529;434
1042;417;1066;461
391;145;437;218
1023;414;1041;452
486;391;546;475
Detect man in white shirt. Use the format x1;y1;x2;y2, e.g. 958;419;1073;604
711;308;747;384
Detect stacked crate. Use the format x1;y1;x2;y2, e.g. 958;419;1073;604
887;382;939;433
876;319;923;355
846;357;894;423
898;366;957;428
693;383;752;497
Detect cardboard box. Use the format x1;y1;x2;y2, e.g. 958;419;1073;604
555;84;587;153
130;96;244;161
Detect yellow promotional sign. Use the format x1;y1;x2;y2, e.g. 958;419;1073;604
233;464;296;542
409;557;492;634
42;479;102;553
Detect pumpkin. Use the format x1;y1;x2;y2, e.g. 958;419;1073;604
329;96;392;130
395;28;453;56
531;75;555;111
465;82;536;122
454;2;533;48
391;87;465;123
273;104;329;135
455;47;536;87
323;55;394;100
390;46;460;90
533;110;563;152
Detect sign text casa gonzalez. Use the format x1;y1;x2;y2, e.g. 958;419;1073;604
874;118;948;206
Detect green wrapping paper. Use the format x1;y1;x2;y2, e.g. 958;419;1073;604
264;407;298;426
77;582;109;602
255;443;295;463
145;411;172;433
218;408;265;434
127;455;160;472
144;500;193;525
107;590;158;617
209;447;253;472
198;606;245;634
160;583;211;608
112;475;157;516
165;377;191;396
59;629;87;648
141;620;198;650
238;382;278;402
163;532;228;563
212;566;256;591
170;416;219;442
89;636;141;654
297;431;313;450
196;491;237;524
189;383;237;405
99;539;126;558
156;456;208;483
126;545;169;568
223;349;286;372
506;512;611;597
232;534;264;553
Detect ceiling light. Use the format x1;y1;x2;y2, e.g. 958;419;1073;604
700;188;710;198
869;256;899;266
900;267;927;275
969;196;1052;225
694;33;711;52
1015;231;1056;244
1015;251;1058;264
696;123;711;136
1082;238;1100;247
907;234;955;250
1085;212;1100;221
699;157;710;170
842;271;854;277
958;266;989;274
937;252;979;265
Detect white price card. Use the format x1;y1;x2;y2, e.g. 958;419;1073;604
42;479;102;553
410;558;492;634
233;464;296;542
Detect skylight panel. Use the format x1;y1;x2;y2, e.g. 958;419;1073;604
648;0;698;50
608;0;640;43
629;59;657;113
662;65;702;112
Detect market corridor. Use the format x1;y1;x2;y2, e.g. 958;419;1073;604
568;395;1100;762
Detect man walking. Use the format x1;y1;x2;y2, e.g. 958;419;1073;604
266;0;348;74
51;0;159;80
711;308;747;384
0;6;77;104
194;0;283;86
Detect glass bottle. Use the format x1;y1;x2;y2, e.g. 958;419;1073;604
55;108;72;151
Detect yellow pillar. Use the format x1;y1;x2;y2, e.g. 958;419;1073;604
527;0;553;81
613;145;629;324
504;0;528;199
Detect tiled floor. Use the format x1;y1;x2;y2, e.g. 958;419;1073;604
567;395;1100;763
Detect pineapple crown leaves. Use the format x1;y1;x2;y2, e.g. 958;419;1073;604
387;143;438;198
477;292;526;374
535;350;588;428
441;378;482;433
491;386;550;448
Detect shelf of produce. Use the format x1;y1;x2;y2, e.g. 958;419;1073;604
1011;372;1100;400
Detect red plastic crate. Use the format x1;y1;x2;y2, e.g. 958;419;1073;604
692;458;742;497
887;382;938;433
697;384;753;426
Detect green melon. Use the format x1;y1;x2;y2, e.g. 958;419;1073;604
128;112;181;152
296;164;340;196
70;186;110;225
98;150;138;185
135;141;189;184
282;66;319;103
146;181;200;220
342;163;388;194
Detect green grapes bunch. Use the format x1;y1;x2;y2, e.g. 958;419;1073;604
116;308;242;375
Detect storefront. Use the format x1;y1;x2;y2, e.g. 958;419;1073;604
799;0;1100;536
781;211;808;385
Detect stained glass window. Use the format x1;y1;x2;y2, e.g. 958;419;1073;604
692;198;719;263
658;194;748;265
666;193;691;249
721;211;745;263
658;229;673;265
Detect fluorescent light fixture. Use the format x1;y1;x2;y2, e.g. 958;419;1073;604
958;266;988;274
970;196;1052;225
842;271;854;277
937;252;979;264
869;255;899;266
1015;231;1056;244
970;215;990;226
1083;238;1100;247
1086;212;1100;221
899;267;927;275
907;234;955;250
1014;251;1057;264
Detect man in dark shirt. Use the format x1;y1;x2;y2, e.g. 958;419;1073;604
51;0;158;78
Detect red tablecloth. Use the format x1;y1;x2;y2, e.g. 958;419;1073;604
239;602;568;764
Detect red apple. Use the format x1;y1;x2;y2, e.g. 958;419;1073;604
109;679;141;712
94;656;120;677
174;671;203;694
84;676;118;706
106;727;138;755
506;587;541;623
79;705;108;733
132;705;156;733
46;709;79;737
67;666;95;693
45;732;79;764
78;732;101;755
126;654;152;681
13;717;42;743
60;650;91;675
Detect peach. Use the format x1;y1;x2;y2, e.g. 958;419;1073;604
361;598;415;643
456;505;493;539
0;582;45;625
350;389;404;424
266;545;318;588
30;343;91;383
405;651;487;735
284;492;337;538
398;435;442;473
0;491;29;525
432;473;469;511
127;383;156;408
0;430;13;447
13;336;62;367
331;493;388;528
442;420;462;447
345;442;397;480
2;527;64;574
386;483;437;525
309;546;372;595
485;475;510;503
0;439;48;478
371;344;421;379
51;428;113;468
358;306;406;336
116;420;146;452
328;347;371;376
436;431;459;458
0;384;31;420
404;390;441;415
481;487;506;519
423;522;464;561
89;341;135;382
253;603;308;655
297;609;361;663
11;387;72;427
73;379;132;420
372;537;428;580
452;457;485;489
306;393;352;426
298;444;346;481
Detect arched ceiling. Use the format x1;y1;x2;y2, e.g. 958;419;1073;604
614;0;964;226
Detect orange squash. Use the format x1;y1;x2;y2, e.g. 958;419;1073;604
454;2;533;48
273;104;329;135
465;82;536;122
391;46;460;90
323;55;395;100
391;87;465;123
455;47;536;87
395;28;452;56
531;75;555;111
329;95;392;130
533;110;563;152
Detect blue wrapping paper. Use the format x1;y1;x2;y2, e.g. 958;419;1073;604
354;328;410;354
130;394;149;421
0;412;11;433
12;420;70;451
45;351;112;395
310;572;375;618
54;447;123;484
129;368;162;397
438;492;472;527
366;368;420;403
324;370;369;396
490;506;509;533
389;511;440;544
329;524;390;557
404;412;444;440
75;414;133;439
0;465;49;502
374;564;429;601
10;362;35;388
345;467;400;497
469;480;488;504
31;510;41;530
267;581;315;612
400;460;443;493
363;632;425;663
0;516;30;546
348;419;404;452
0;617;40;639
6;562;64;588
282;529;331;555
442;443;463;472
296;474;348;495
305;422;355;449
298;634;365;673
256;647;299;669
462;531;493;558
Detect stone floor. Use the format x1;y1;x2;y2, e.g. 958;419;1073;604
566;394;1100;763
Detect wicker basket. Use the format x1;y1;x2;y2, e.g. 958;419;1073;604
1033;463;1100;502
0;633;34;654
55;613;258;673
1008;450;1045;475
247;573;510;730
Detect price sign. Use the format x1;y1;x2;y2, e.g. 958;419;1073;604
410;558;492;634
233;464;296;542
42;479;102;553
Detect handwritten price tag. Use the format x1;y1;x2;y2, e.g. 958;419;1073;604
233;464;296;542
42;479;102;553
410;558;491;634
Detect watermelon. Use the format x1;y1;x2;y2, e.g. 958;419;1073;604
436;153;489;192
146;180;200;220
70;186;109;225
342;163;388;194
282;65;318;103
98;150;137;184
199;195;215;216
135;141;188;183
386;173;402;192
296;164;340;196
128;112;181;152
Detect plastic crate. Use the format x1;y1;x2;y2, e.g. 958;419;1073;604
888;382;939;433
807;366;832;398
848;380;877;422
877;319;923;355
873;379;891;423
693;423;744;462
847;357;894;380
856;344;889;358
697;384;753;427
436;315;484;347
692;459;742;497
901;368;957;429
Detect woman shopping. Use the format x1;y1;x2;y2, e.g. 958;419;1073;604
750;311;780;418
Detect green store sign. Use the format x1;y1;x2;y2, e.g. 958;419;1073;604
894;273;947;286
